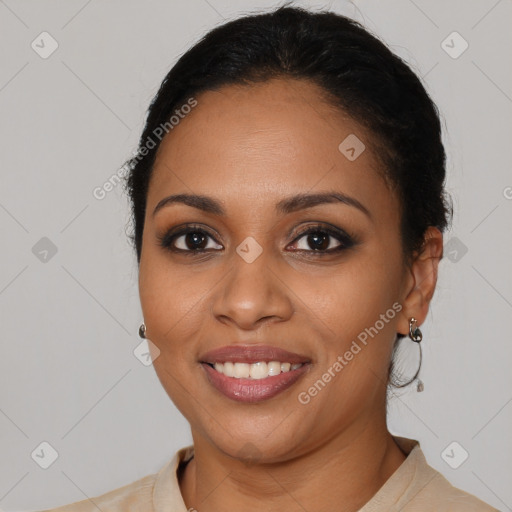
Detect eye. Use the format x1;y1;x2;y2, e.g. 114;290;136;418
157;223;355;256
288;224;354;254
157;224;223;254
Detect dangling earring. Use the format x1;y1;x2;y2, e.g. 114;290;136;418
409;317;422;342
408;317;424;392
139;323;146;339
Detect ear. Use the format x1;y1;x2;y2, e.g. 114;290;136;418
396;227;444;336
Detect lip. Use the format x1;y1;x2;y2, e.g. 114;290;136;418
199;344;311;364
199;344;312;403
201;361;311;403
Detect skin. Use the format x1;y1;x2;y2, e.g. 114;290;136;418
138;77;443;512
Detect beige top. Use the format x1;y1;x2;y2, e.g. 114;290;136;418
39;437;500;512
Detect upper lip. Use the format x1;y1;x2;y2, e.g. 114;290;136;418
200;344;311;364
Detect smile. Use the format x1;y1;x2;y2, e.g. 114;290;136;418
199;344;311;403
208;361;304;379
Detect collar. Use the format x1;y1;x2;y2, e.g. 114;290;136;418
152;437;426;511
153;444;194;511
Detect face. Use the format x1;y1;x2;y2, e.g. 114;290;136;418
138;77;414;463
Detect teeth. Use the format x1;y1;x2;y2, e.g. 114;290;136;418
233;362;250;378
208;360;304;379
223;361;234;377
249;362;268;380
267;361;281;376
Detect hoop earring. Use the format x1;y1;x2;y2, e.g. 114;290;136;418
394;317;424;392
409;317;423;342
139;323;146;339
408;317;423;392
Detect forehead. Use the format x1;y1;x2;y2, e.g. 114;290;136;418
148;78;394;217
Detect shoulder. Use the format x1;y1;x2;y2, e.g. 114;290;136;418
400;450;500;511
33;445;193;512
389;437;501;512
36;472;158;512
404;470;501;511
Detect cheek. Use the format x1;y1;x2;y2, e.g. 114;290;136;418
139;255;216;360
292;255;403;408
138;259;210;415
296;255;402;341
292;262;402;417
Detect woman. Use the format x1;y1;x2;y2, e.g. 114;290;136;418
41;5;499;511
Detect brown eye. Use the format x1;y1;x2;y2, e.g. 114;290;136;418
288;225;354;254
157;226;223;253
179;231;209;250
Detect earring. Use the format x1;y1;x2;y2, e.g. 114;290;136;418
408;317;424;392
408;317;423;342
139;323;146;339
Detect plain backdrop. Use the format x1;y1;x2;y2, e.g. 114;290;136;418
0;0;511;510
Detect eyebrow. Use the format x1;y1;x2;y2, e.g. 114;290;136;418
152;191;371;219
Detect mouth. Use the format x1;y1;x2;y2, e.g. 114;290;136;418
204;359;306;376
199;344;311;403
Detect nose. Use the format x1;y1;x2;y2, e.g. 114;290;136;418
211;245;294;330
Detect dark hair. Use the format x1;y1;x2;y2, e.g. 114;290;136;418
123;4;452;388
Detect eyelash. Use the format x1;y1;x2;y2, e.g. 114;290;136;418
156;223;356;257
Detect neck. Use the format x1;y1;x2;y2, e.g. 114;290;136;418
179;417;407;512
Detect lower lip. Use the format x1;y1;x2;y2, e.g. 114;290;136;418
201;363;310;403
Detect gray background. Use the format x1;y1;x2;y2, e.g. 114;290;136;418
0;0;511;510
